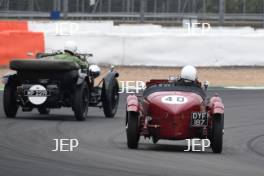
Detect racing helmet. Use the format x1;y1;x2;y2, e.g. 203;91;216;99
180;65;197;81
64;41;77;53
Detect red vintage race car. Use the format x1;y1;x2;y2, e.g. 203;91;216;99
126;78;224;153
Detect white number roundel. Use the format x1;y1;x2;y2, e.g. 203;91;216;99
28;85;48;105
161;95;188;104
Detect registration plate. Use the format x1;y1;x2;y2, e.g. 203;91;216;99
191;112;208;127
26;90;48;97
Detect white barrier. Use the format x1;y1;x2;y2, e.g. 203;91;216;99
29;21;264;66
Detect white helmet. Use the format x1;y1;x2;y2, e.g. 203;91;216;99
180;65;197;81
64;41;77;53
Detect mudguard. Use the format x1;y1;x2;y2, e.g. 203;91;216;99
210;96;224;115
2;71;17;85
127;95;139;112
102;70;119;91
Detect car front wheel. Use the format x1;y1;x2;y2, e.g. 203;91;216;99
211;114;224;153
73;82;89;121
102;78;119;118
126;111;140;149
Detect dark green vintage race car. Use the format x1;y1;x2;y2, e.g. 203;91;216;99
3;52;119;121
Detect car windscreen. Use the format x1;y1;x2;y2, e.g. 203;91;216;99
143;83;206;100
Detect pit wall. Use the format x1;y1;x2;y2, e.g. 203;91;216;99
1;20;264;66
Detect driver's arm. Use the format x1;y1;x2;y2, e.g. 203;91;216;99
73;56;88;69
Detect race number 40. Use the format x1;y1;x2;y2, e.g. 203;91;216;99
161;95;188;104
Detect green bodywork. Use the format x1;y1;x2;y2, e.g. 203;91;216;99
54;53;88;69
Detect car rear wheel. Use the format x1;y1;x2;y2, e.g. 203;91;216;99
38;108;50;115
102;78;119;118
3;80;18;118
211;114;224;153
73;82;89;121
126;111;140;149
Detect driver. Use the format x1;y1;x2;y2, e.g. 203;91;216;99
177;65;202;87
54;41;88;69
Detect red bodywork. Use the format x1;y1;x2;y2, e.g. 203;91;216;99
127;79;224;141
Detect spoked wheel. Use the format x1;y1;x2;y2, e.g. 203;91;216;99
126;111;140;149
73;82;89;121
38;108;50;115
102;78;119;118
211;114;224;153
3;80;18;118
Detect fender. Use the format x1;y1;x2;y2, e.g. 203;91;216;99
211;101;224;114
127;95;139;112
102;70;119;90
210;96;224;114
2;71;17;85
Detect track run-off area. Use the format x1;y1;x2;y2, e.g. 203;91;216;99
0;90;264;176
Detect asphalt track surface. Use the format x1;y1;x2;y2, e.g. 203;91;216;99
0;90;264;176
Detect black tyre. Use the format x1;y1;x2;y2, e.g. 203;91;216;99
126;111;140;149
3;80;18;118
73;82;89;121
102;78;119;118
211;114;224;153
38;108;50;115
